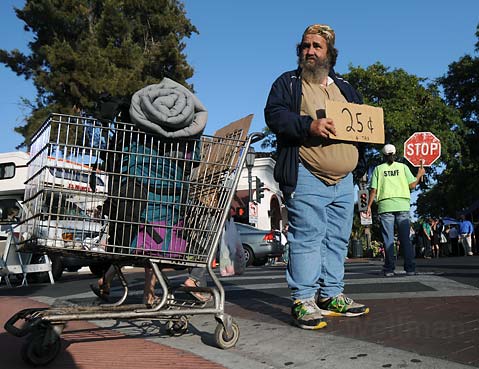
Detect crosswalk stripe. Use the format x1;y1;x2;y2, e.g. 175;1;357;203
58;273;479;302
55;265;479;302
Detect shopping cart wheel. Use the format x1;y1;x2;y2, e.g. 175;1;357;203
166;315;188;336
214;320;240;349
21;329;61;366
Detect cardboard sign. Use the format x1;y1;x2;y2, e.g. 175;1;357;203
213;114;253;141
325;100;384;144
192;114;253;208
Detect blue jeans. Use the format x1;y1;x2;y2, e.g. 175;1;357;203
286;164;353;300
379;211;416;273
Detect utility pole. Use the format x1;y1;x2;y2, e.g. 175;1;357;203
245;148;255;225
359;173;371;252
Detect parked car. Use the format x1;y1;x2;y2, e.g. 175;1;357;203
235;222;283;266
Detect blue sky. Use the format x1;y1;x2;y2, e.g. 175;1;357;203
1;0;478;153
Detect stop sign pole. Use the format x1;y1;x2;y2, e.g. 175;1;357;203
403;131;441;167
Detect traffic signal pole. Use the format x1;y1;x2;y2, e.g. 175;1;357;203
255;177;265;203
359;174;371;252
245;148;255;226
247;167;253;225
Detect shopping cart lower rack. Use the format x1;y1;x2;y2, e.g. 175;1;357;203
4;113;263;366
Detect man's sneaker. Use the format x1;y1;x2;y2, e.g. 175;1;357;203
317;294;369;317
291;299;328;330
406;271;418;276
384;271;395;277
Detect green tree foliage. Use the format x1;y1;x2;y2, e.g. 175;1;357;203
417;24;479;216
343;63;464;178
0;0;198;148
260;126;277;158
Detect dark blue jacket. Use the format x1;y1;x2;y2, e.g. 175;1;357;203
264;68;367;195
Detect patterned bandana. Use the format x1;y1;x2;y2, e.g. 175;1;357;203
302;24;335;46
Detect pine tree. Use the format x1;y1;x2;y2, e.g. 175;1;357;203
0;0;198;148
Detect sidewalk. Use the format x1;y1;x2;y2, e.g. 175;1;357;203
3;295;478;368
2;258;479;369
0;296;226;369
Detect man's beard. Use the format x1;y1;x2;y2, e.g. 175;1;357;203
299;55;330;84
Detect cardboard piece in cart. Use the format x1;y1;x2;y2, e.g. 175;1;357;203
210;113;253;168
213;114;253;140
193;114;253;207
197;113;253;175
325;100;385;144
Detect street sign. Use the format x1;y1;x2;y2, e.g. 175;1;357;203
403;132;441;167
249;201;258;224
360;211;372;225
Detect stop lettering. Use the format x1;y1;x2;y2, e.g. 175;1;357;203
403;132;441;167
405;142;440;157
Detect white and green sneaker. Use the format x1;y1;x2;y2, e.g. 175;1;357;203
317;293;369;317
291;298;328;330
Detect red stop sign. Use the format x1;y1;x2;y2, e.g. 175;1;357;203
403;132;441;167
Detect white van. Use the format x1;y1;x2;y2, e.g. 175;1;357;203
0;151;29;246
0;152;109;281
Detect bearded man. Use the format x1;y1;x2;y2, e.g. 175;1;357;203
264;24;369;330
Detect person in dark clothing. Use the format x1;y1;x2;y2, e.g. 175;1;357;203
431;218;441;258
422;219;433;258
264;23;369;330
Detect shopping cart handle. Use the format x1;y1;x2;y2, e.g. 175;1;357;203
4;308;46;337
249;132;265;144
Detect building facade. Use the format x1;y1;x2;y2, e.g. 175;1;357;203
234;154;286;231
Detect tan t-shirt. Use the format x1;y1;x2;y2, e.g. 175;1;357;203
299;79;359;185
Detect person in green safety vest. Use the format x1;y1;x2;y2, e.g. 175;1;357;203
366;144;425;277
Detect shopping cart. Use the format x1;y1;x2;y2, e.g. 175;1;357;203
4;113;263;366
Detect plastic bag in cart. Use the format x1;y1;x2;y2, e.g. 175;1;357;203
220;218;245;276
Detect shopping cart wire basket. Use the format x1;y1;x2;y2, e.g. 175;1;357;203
5;113;263;365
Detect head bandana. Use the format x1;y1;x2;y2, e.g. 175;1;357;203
302;24;335;46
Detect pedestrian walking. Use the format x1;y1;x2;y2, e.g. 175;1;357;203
422;219;433;258
458;214;474;256
447;225;459;256
431;218;441;258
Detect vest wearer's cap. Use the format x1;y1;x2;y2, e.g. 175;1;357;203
382;144;396;155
